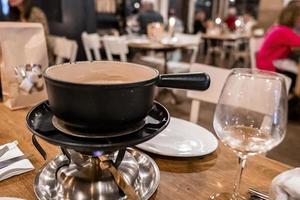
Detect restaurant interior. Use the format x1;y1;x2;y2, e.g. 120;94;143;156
0;0;300;199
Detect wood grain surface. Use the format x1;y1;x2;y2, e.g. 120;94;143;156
0;103;290;199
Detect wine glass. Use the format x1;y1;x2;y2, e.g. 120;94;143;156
210;68;288;200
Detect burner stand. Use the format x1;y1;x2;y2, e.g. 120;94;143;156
34;148;160;200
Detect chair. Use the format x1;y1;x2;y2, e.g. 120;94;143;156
102;35;129;62
167;33;202;73
187;64;231;123
49;36;78;64
222;38;250;68
81;32;102;61
187;63;291;124
274;59;298;74
249;36;264;69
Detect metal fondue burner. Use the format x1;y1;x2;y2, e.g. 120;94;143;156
26;101;170;200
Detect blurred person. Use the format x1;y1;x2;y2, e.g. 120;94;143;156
168;9;183;62
206;19;216;33
137;0;163;34
9;0;49;33
193;10;207;33
168;8;183;33
224;7;237;31
242;12;256;34
256;5;300;90
8;0;54;64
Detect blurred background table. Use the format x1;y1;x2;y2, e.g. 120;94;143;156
128;38;193;73
202;32;250;67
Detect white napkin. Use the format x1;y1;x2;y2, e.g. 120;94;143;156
0;141;34;182
270;168;300;200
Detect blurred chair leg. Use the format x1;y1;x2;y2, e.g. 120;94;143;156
190;100;201;123
228;51;235;68
220;49;226;67
205;51;210;64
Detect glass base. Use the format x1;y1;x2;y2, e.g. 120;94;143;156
209;192;246;200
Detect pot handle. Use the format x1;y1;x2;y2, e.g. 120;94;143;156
156;72;210;90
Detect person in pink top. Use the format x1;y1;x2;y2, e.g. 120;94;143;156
256;5;300;73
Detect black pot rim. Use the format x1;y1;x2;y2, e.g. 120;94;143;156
43;61;160;88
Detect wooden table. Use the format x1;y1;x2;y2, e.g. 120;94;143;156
128;39;192;73
202;32;250;67
0;103;291;199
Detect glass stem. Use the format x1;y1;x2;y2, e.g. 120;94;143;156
232;157;247;199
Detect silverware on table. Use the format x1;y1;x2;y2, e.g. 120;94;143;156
0;155;31;170
249;188;269;200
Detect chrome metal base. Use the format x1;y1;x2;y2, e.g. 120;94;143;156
34;148;160;200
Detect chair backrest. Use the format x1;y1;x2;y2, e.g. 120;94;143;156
102;35;128;62
81;32;102;61
174;33;201;64
187;63;291;105
187;64;291;123
187;63;231;104
249;36;264;69
49;36;78;64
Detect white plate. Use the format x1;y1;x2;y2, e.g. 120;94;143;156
137;117;218;157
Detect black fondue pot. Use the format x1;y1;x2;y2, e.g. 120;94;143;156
44;61;210;131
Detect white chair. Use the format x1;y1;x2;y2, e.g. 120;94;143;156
49;36;78;64
249;36;264;69
274;59;298;74
102;36;129;62
205;39;225;66
187;64;231;123
167;33;202;73
81;32;102;61
222;38;250;68
187;63;291;124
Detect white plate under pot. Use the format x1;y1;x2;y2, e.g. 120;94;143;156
137;117;218;157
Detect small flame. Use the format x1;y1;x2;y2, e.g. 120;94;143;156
93;150;104;157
